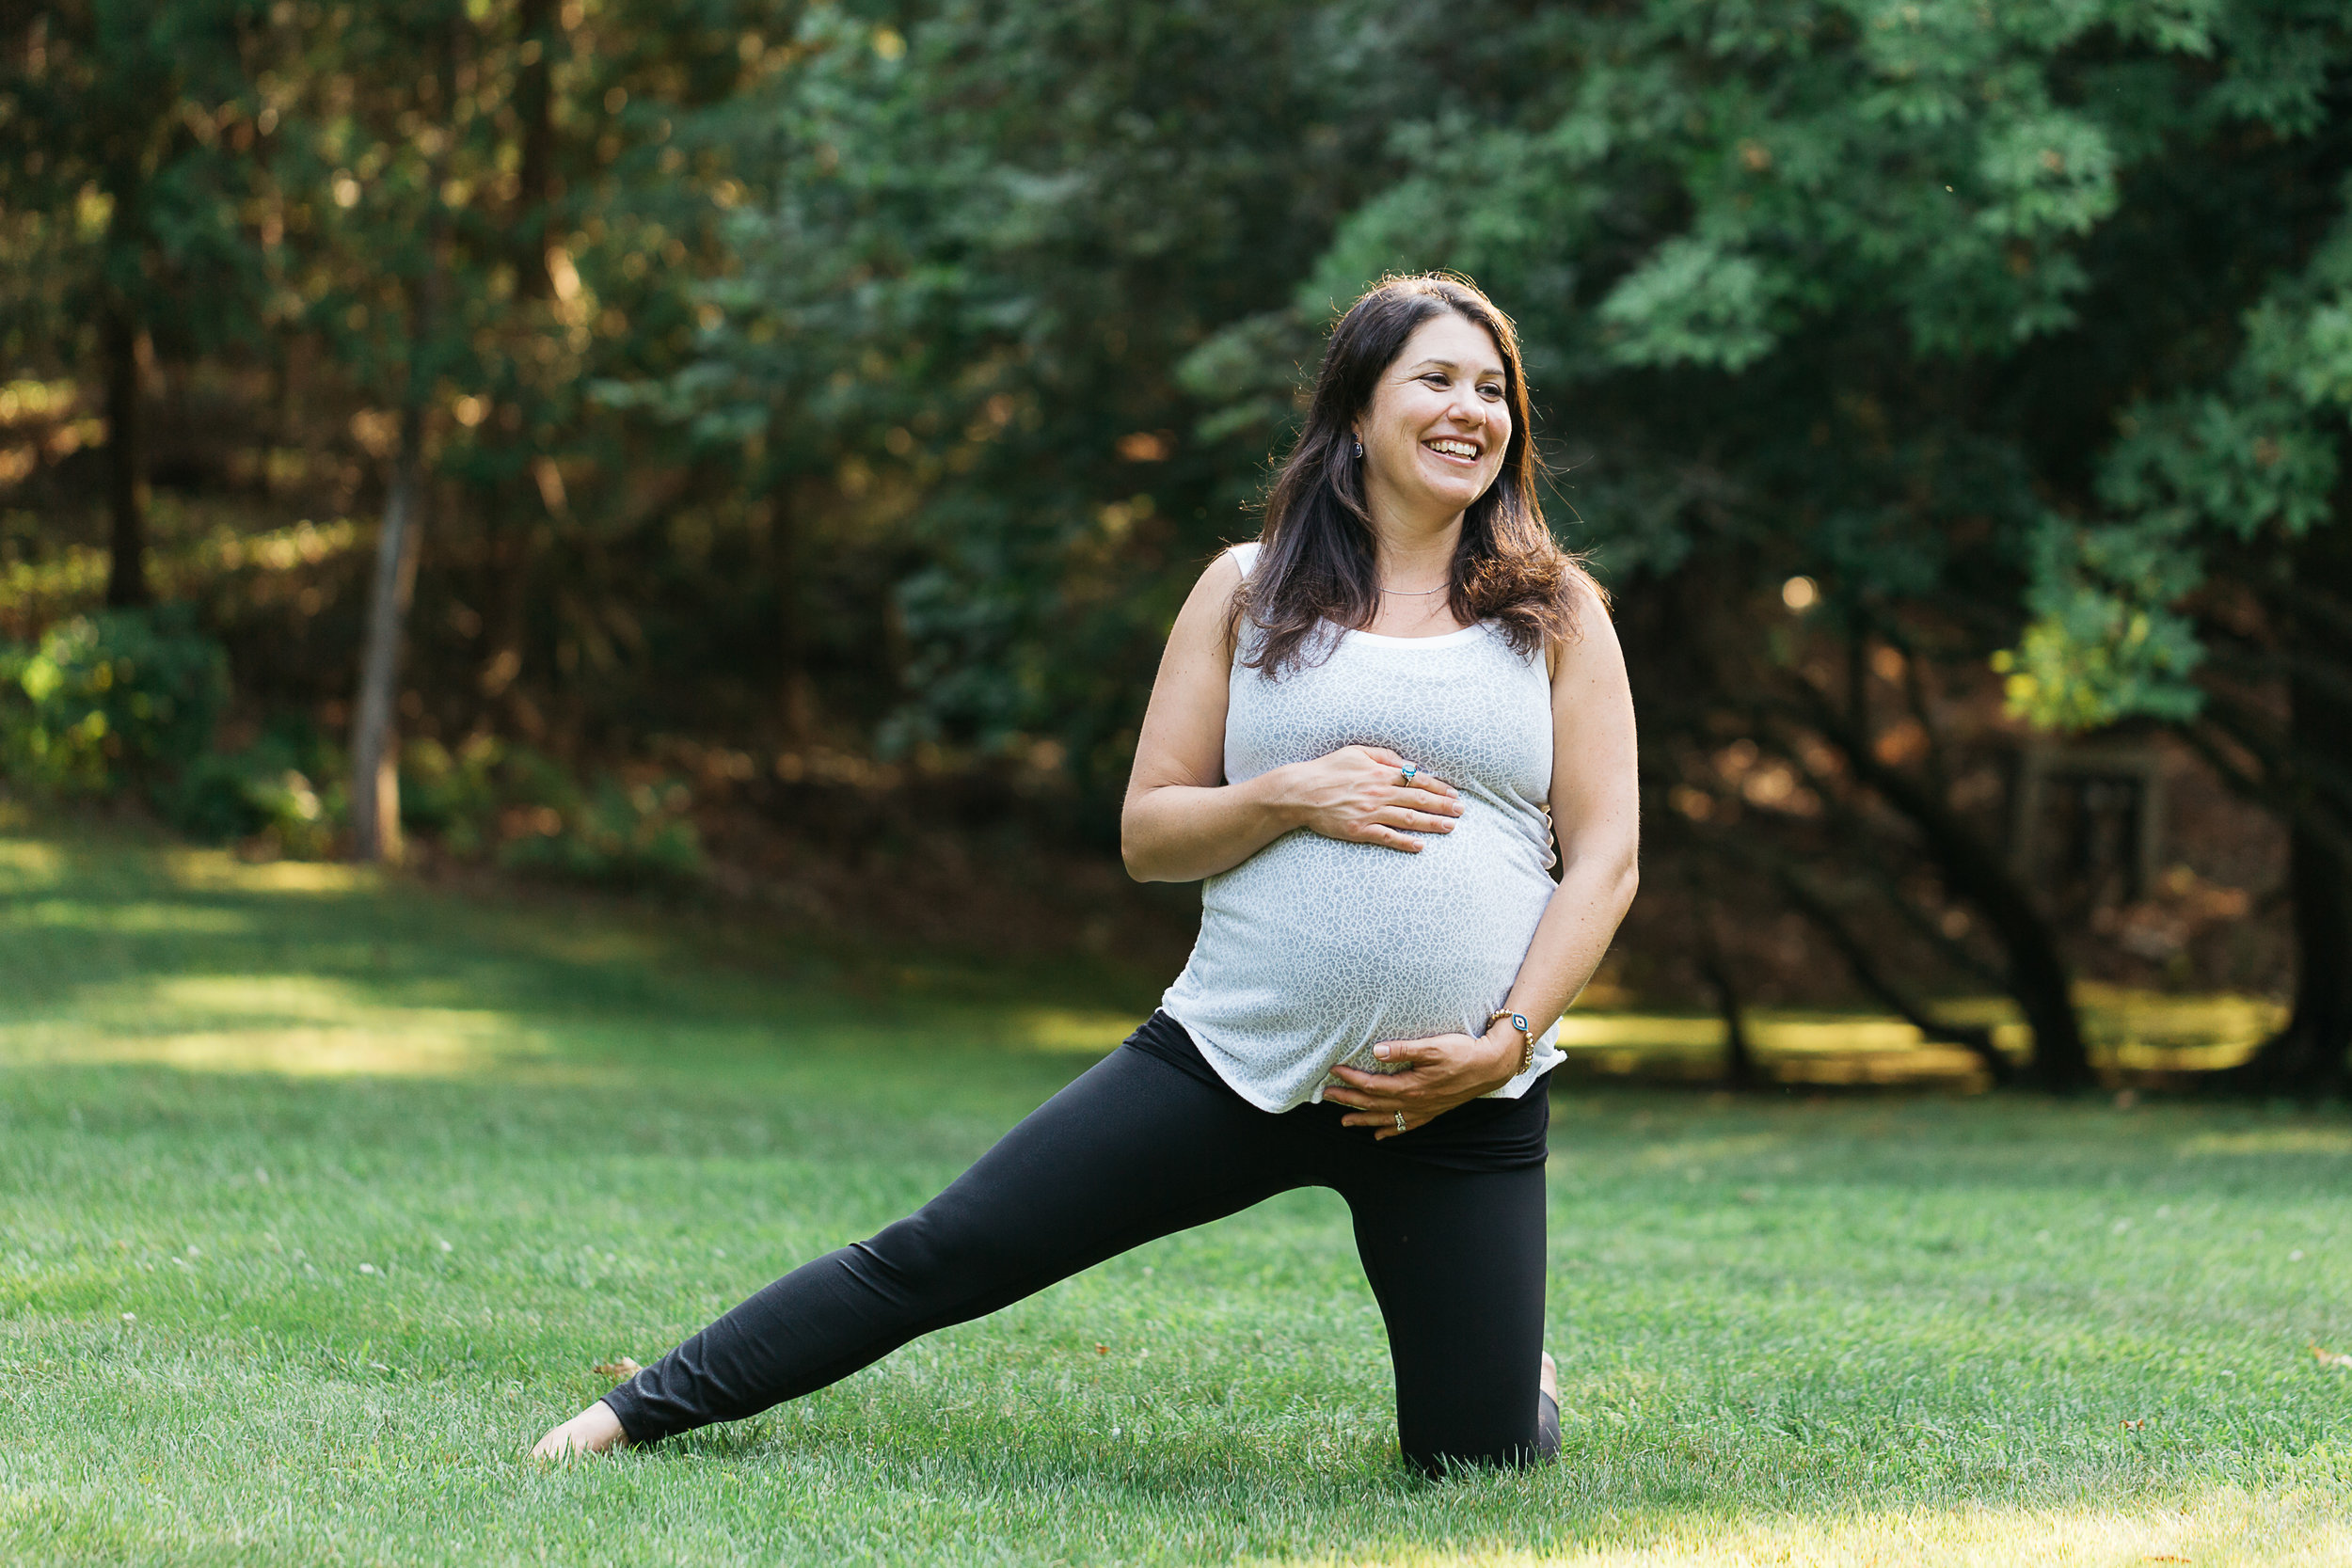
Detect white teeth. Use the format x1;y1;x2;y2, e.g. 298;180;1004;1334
1429;439;1478;458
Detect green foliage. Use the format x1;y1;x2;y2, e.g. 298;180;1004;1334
0;607;227;796
1240;0;2350;751
163;728;342;857
0;0;273;362
1996;561;2207;733
400;734;700;885
2008;182;2352;727
397;734;514;861
675;0;1399;784
496;772;703;888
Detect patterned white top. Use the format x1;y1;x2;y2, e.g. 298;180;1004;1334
1160;541;1565;1113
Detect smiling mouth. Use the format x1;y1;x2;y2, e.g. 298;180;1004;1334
1425;437;1481;463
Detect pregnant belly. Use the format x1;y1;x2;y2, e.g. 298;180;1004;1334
1200;824;1554;1030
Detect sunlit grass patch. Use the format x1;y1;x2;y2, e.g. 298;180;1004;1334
2180;1127;2352;1158
1332;1492;2352;1566
1003;1006;1145;1053
1556;985;2286;1087
1;898;255;935
0;838;61;892
160;847;377;895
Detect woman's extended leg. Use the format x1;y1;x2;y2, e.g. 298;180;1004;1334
1342;1158;1554;1474
592;1043;1304;1447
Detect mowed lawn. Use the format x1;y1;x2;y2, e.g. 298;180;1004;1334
3;813;2350;1566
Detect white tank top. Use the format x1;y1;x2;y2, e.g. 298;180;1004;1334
1160;541;1565;1112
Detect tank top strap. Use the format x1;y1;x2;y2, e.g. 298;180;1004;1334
1228;540;1262;579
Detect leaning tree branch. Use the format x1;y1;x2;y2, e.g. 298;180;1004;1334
2179;718;2352;873
1708;831;2014;1084
2196;700;2352;836
1749;715;2014;991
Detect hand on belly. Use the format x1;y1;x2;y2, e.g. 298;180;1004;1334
1319;1027;1521;1140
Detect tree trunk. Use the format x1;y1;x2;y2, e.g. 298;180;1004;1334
351;40;453;864
2237;822;2352;1092
102;303;149;609
1768;863;2015;1085
512;0;558;300
350;445;427;863
770;494;815;738
1808;701;2093;1090
2233;524;2352;1093
1697;914;1758;1089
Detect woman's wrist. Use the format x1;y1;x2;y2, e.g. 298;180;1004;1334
1244;762;1309;833
1477;1022;1524;1085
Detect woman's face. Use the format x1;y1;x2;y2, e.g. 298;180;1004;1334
1353;310;1511;523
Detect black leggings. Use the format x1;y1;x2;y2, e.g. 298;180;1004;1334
604;1012;1560;1473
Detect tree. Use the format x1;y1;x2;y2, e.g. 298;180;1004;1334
1240;0;2352;1088
0;0;272;608
672;0;1409;803
2010;158;2352;1090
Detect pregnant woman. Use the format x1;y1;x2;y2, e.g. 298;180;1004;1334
535;273;1640;1474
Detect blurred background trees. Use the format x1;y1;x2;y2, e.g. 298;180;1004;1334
4;0;2348;1088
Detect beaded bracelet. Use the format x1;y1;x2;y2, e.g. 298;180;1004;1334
1487;1008;1535;1075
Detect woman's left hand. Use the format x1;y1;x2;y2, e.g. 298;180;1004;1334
1324;1027;1521;1140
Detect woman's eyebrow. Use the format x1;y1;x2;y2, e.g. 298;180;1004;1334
1405;357;1507;378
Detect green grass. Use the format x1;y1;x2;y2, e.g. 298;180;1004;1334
2;811;2349;1565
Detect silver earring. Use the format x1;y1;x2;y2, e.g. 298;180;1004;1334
1351;436;1363;459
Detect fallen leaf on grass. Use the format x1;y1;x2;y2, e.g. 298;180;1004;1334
2310;1343;2352;1370
594;1356;643;1380
2119;1418;2144;1430
1095;1343;1109;1355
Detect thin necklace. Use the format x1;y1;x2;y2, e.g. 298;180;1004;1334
1377;581;1450;595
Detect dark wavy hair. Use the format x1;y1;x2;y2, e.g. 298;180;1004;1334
1232;273;1597;677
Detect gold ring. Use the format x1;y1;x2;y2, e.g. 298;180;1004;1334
1393;1112;1406;1132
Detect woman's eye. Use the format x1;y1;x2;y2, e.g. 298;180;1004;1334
1480;384;1503;399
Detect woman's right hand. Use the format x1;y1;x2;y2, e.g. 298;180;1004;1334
1275;745;1463;852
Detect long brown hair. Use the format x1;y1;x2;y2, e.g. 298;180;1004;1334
1233;273;1596;676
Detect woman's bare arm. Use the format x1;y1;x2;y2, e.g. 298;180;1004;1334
1120;552;1466;884
1497;578;1643;1033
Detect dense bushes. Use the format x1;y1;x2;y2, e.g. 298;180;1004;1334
0;608;350;856
401;736;702;886
0;608;227;796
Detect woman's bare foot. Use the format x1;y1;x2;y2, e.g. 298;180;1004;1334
1540;1350;1558;1404
532;1400;626;1460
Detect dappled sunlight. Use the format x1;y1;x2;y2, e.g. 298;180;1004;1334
2179;1127;2352;1158
2081;986;2284;1072
0;837;63;893
139;974;437;1023
1553;1013;1988;1085
0;972;548;1079
1557;1015;1722;1050
1552;991;2276;1085
12;1023;523;1077
2;899;254;936
160;847;377;895
1274;1494;2345;1566
1007;1006;1145;1053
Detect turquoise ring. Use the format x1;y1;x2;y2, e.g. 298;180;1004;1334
1400;762;1418;785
